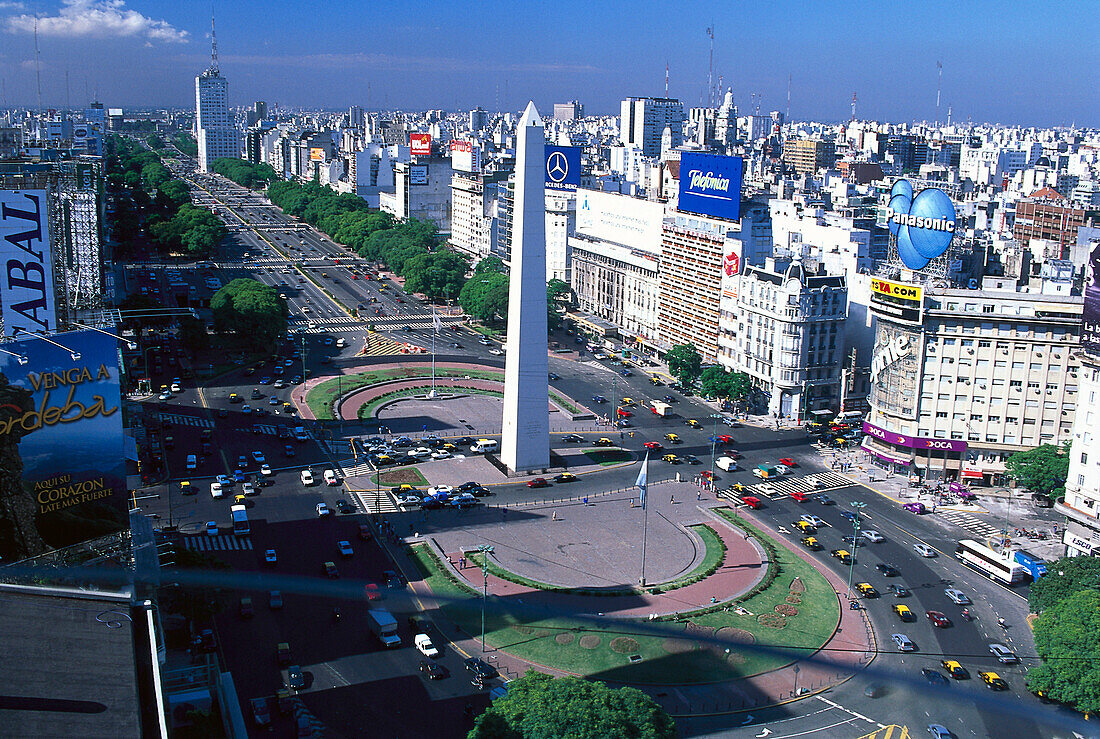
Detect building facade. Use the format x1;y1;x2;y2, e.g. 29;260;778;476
620;97;684;157
1013;191;1088;257
783;138;836;177
194;68;238;172
1059;352;1100;556
658;218;725;360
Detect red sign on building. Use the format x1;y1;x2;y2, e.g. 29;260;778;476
410;133;432;156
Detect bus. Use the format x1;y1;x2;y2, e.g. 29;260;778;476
1013;551;1048;581
955;540;1027;585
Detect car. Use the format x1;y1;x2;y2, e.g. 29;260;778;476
621;368;632;376
663;454;682;464
887;584;910;597
593;438;615;447
684;454;702;465
239;596;254;618
921;669;949;687
324;469;340;486
264;548;277;565
316;502;332;517
894;604;916;621
336;499;355;514
527;477;549;488
170;381;182;393
862;529;884;543
259;376;272;385
876;563;900;577
396;494;422;507
686;419;701;428
778;457;796;467
830;549;852;564
478;338;492;345
855;582;878;598
415;633;440;658
158;390;172;401
800;514;826;527
430;449;452;460
450;493;478;508
927;725;954;739
614;419;631;428
548;372;559;381
664;433;680;443
323;561;339;578
643;441;662;450
393;436;413;448
242;481;256;496
464;656;498;683
210;482;224;499
300;469;315;485
617;408;633;418
944;588;970;605
940;660;969;680
989;643;1018;664
384;570;402;588
892;633;915;651
979;671;1008;690
914;543;937;557
216;473;233;487
205;521;219;536
337;540;354;557
554;472;577;483
926;610;951;627
793;520;816;533
488;348;503;355
406;447;432;459
419;660;448;679
241;404;251;415
273;379;286;389
427;485;453;497
902;502;926;514
800;536;821;550
839;510;857;522
815;491;834;503
284;665;305;690
591;395;607;403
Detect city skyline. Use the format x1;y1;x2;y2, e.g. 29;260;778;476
0;0;1095;126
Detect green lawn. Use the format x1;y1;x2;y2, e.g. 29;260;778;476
408;511;839;685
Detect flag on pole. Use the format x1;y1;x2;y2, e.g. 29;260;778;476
433;309;442;333
636;451;650;509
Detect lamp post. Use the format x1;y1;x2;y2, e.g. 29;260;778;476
477;544;495;652
845;501;866;599
709;413;723;488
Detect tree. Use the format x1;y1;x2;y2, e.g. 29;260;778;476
475;255;505;274
211;279;287;350
458;272;509;325
1005;444;1070;498
665;344;702;389
469;670;676;739
729;371;752;400
1029;556;1100;614
547;279;571;331
699;366;733;399
1028;589;1100;713
176;315;209;354
402;250;468;300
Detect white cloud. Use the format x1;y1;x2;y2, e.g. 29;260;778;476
5;0;188;43
0;2;27;11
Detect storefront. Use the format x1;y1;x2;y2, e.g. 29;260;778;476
861;421;967;481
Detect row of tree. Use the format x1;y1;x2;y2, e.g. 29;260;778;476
662;343;752;399
212;158;278;189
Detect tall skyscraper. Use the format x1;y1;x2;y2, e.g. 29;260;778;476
195;15;239;172
620;97;684;157
500;102;550;473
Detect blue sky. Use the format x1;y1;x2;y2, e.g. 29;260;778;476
1;0;1096;126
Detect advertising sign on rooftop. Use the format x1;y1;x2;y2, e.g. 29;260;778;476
677;153;743;222
450;139;481;173
545;145;581;191
0;329;127;559
0;189;59;338
409;164;428;186
1084;242;1100;354
575;189;664;250
887;179;957;271
309;147;325;162
410;133;432;156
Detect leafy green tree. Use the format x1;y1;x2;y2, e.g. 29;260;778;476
402;250;468;300
699;366;733;398
1005;443;1070;498
468;671;676;739
146;134;165;150
1028;589;1100;713
176;316;210;354
475;255;505;274
211;279;287;350
155;179;191;214
1029;556;1100;614
665;344;702;389
547;279;571;331
729;371;752;400
459;272;509;325
212;158;277;189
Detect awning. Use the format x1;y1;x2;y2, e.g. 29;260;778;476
960;469;984;479
861;438;911;466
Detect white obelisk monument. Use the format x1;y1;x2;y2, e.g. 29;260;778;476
501;102;550;473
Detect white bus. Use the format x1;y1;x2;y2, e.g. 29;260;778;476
954;539;1027;585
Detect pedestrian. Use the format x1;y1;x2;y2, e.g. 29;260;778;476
552;510;558;521
670;494;675;504
460;556;466;569
583;496;589;506
697;490;702;501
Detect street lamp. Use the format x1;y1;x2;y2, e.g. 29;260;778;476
845;501;866;599
477;544;495;653
708;413;723;488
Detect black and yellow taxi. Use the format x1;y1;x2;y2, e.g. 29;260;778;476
855;582;878;598
665;433;681;443
800;536;821;550
663;454;682;464
793;520;816;534
830;549;853;564
686;419;701;428
979;671;1008;690
893;604;915;621
620;397;636;406
593;438;616;447
940;660;970;680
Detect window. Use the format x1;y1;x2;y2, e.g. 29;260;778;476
979;340;991;348
1010;380;1022;388
936;411;947;418
1082;453;1088;464
994;360;1006;368
944;338;956;346
1012;361;1024;369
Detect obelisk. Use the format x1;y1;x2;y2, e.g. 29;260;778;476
501;102;549;473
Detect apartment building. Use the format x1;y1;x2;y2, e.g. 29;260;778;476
1060;351;1100;556
782;138;836;177
1013;188;1088;257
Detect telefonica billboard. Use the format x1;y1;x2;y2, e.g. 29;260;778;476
0;329;127;560
888;179;957;270
677;153;743;221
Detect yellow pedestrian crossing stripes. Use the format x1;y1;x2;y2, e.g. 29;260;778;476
355;332;422;357
858;725;909;739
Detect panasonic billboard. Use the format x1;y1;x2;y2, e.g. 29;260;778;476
887;179;957;271
677;153;743;222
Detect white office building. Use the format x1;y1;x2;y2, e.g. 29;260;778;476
620;97;684;157
195;67;239;172
1060;352;1100;556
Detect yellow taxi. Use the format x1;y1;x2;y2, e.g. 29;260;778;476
729;482;746;493
893;604;915;621
179;480;193;495
686;419;701;428
800;536;821;550
665;433;681;443
593;438;615;447
940;660;969;680
856;582;878;598
649;376;663;385
620;397;636;406
830;549;852;564
663;454;681;464
979;671;1008;690
793;520;816;534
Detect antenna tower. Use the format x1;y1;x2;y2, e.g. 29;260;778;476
706;25;714;107
935;60;942;126
210;4;219;73
786;74;791;122
850;91;857;122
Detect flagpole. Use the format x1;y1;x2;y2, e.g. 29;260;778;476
637;452;650;587
430;306;437;399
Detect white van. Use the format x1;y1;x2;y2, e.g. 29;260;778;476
836;411;864;425
470;439;499;454
716;456;738;472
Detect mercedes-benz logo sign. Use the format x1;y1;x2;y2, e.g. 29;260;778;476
547;151;569;182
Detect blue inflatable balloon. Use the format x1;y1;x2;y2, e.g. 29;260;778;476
888;194;909;237
907;188;956;260
890;179;913;202
896;228;930;270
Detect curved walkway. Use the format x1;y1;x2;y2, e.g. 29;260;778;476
338;377;559;421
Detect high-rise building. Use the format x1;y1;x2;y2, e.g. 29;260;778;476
1013;188;1088;258
553;101;584;121
782;138;836;176
194;19;239;172
469;107;488;132
620;97;684;157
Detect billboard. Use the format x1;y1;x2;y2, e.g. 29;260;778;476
1083;241;1100;354
862;421;967;453
869;277;924;324
0;190;59;338
410;133;432;156
677;152;743;221
409;164;428;186
309;147;325;162
575;189;664;249
450;139;481;173
545;145;581;191
0;329;127;559
887;179;957;270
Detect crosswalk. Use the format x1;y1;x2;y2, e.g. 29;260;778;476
340;461;376;477
720;471;853;502
183;534;254;551
937;510;1003;539
348;488;400;514
157;412;215;428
